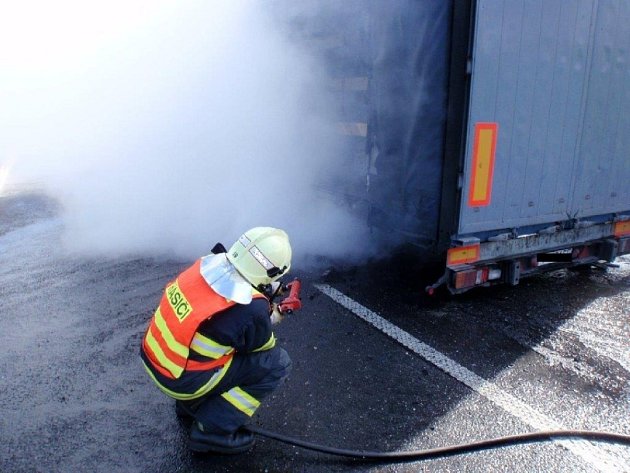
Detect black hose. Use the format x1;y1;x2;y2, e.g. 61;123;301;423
246;426;630;462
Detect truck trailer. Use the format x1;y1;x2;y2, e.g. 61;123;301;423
275;0;630;293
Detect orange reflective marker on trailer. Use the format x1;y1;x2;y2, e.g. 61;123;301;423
468;122;498;207
614;220;630;237
447;244;480;267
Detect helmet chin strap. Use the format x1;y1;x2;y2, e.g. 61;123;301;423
257;283;274;299
256;280;285;300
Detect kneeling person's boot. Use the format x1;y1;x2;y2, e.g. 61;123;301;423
189;421;254;454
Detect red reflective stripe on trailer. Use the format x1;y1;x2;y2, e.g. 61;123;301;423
468;122;498;207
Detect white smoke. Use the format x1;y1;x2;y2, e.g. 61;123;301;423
0;1;371;262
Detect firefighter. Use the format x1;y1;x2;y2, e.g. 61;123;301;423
140;227;293;454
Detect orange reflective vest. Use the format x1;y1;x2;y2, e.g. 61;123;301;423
142;259;266;380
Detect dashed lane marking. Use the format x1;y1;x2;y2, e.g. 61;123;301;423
315;284;629;473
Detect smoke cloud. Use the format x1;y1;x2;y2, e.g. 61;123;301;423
0;1;372;263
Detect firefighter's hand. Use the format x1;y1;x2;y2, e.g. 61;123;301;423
270;303;284;325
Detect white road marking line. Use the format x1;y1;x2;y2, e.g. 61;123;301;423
486;322;621;392
315;283;630;473
560;299;630;373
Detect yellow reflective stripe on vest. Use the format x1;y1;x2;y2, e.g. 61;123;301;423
221;386;260;417
252;333;276;352
190;332;233;359
154;308;189;358
145;329;184;378
141;357;233;401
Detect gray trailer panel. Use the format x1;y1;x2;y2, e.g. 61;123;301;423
459;0;630;235
572;1;630;217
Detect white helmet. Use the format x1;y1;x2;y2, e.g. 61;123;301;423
227;227;292;288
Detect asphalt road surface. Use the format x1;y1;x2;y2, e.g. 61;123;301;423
1;192;629;472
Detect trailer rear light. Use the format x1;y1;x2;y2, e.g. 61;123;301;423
488;268;502;280
614;220;630;237
447;244;480;266
454;270;479;289
453;266;502;290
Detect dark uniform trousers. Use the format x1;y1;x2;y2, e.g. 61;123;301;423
181;346;292;433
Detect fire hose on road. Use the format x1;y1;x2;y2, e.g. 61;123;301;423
246;426;630;462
